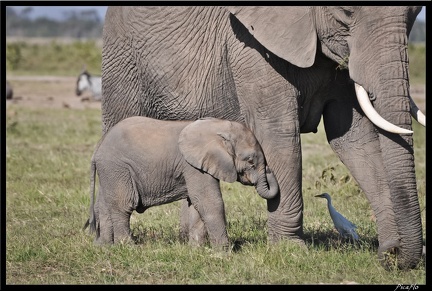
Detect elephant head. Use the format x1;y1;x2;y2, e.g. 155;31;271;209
228;6;425;270
228;6;425;131
178;118;279;200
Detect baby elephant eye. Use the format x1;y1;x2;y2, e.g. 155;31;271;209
247;157;255;168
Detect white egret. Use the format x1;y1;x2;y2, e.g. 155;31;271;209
315;193;359;241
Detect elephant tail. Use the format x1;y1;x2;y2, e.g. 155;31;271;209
83;156;97;235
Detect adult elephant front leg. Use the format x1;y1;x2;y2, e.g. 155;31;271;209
256;106;304;243
231;51;304;243
323;80;423;270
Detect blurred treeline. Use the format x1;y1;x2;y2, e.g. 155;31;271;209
6;41;102;76
5;6;426;42
5;6;103;38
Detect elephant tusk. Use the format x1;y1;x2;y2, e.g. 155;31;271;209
409;96;426;127
354;83;413;134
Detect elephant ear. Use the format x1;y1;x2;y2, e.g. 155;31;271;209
179;118;237;183
227;6;317;68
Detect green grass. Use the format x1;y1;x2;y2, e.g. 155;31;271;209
6;40;102;76
5;40;425;84
408;43;426;84
5;105;426;284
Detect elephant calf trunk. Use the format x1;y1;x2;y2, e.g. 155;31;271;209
255;166;279;199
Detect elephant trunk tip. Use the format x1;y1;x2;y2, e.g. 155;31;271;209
256;166;279;199
378;240;423;271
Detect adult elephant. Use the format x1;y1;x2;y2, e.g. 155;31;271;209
101;6;425;270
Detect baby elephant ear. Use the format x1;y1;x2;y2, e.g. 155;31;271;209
179;118;238;183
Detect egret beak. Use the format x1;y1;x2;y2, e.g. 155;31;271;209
315;194;324;198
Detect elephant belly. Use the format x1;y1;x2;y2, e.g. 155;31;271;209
134;167;189;208
141;71;242;122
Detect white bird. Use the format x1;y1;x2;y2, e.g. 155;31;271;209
315;193;359;241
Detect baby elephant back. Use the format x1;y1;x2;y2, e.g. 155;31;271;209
100;116;191;157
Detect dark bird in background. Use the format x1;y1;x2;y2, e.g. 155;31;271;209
6;80;13;100
315;193;359;241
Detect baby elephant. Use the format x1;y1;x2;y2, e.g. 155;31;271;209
84;116;279;249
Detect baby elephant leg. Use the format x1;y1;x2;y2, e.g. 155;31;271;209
110;181;135;244
185;172;229;250
94;190;114;244
96;177;135;244
180;198;208;246
111;208;133;244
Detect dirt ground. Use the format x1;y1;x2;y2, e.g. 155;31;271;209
5;76;426;113
5;76;101;110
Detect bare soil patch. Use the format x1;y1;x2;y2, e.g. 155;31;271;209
6;76;101;110
5;76;425;113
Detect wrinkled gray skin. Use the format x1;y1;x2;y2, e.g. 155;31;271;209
101;6;424;269
6;80;13;100
84;116;279;249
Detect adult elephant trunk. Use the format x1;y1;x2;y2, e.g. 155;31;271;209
254;166;280;200
375;93;422;270
349;15;423;270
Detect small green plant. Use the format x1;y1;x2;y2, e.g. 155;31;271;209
336;55;349;70
6;42;23;70
408;43;426;84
